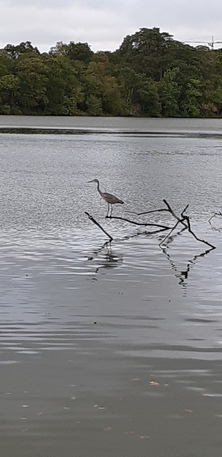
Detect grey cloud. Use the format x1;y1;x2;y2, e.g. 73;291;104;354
1;0;222;52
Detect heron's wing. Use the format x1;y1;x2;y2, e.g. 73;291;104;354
103;192;124;204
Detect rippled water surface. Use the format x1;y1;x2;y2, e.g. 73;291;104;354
0;116;222;457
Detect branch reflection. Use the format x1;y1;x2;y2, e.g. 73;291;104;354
160;230;214;295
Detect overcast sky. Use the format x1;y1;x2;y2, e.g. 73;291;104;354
1;0;222;53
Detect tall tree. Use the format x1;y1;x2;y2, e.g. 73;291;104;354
50;41;93;64
4;41;40;59
118;27;173;81
15;54;49;113
158;68;180;117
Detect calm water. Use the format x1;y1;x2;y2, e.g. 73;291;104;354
0;116;222;457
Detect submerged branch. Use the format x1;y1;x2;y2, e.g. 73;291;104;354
85;212;113;241
163;199;188;228
107;214;171;230
159;219;181;246
159;200;189;246
86;198;215;251
136;208;170;216
159;200;215;250
183;214;215;249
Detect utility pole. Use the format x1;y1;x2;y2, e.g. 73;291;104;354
184;37;222;49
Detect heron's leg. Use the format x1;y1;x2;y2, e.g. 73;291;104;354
110;205;113;217
106;203;109;217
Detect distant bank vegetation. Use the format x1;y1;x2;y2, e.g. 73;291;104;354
1;27;222;117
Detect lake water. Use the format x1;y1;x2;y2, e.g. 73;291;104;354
0;116;222;457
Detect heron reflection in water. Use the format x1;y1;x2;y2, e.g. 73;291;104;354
96;242;123;273
88;179;124;217
87;240;123;273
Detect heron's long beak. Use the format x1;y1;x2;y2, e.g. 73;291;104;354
87;180;94;183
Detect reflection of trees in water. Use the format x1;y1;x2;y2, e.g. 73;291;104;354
87;241;123;273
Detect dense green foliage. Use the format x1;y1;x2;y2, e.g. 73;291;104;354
1;28;222;117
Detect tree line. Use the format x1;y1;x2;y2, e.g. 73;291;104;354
0;27;222;117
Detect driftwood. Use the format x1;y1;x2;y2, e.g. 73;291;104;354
106;214;171;231
86;201;216;295
107;199;215;250
159;200;215;249
85;200;216;250
85;211;113;241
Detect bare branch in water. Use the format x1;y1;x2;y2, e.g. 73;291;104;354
136;208;170;216
106;214;171;230
181;204;190;217
159;200;215;250
86;198;215;250
85;212;113;241
159;219;182;246
163;199;188;228
183;214;215;249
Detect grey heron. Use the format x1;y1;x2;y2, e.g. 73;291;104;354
88;179;124;217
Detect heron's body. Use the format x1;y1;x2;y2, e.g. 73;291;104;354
88;179;124;216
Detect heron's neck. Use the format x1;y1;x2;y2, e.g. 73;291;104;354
96;181;102;195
